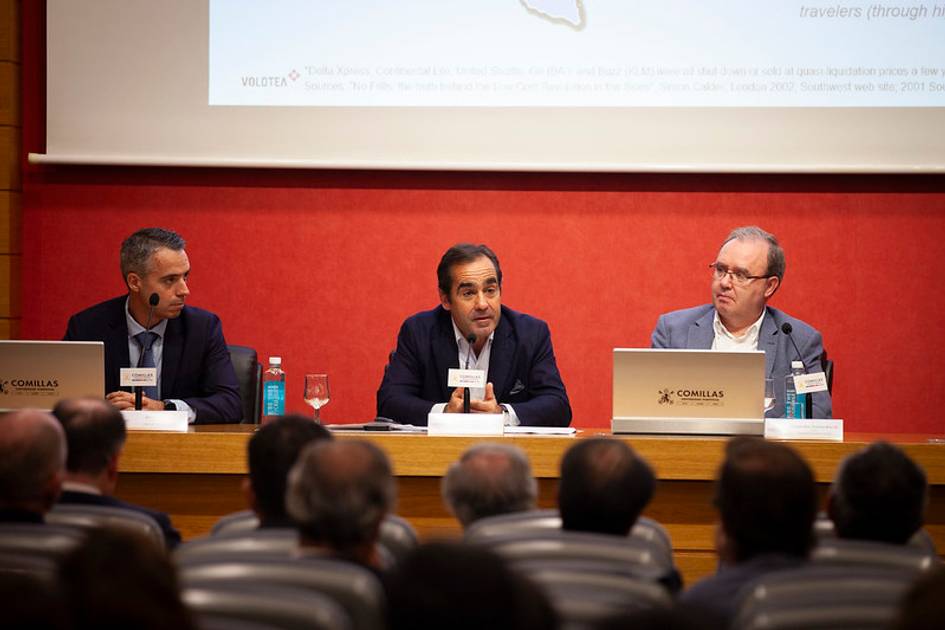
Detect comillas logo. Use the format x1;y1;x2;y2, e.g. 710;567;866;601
9;379;59;388
657;387;725;406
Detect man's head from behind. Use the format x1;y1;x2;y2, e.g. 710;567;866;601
246;414;332;527
52;397;126;494
286;439;396;560
715;437;817;563
442;443;537;528
558;437;655;536
0;409;67;515
829;441;927;545
120;227;190;323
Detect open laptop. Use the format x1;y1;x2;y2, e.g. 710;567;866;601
0;340;105;411
612;348;765;436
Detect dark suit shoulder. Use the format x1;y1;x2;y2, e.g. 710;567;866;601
658;304;715;325
765;306;821;337
66;296;126;334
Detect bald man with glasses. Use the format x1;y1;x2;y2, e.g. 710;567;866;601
651;226;832;418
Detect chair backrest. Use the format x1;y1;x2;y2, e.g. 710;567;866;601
228;345;261;424
813;537;941;573
47;503;166;551
480;530;673;582
820;350;834;393
732;564;917;630
183;582;352;630
179;556;385;630
466;510;674;569
527;564;671;629
377;514;418;564
211;510;260;536
0;523;86;560
177;528;298;561
814;514;938;554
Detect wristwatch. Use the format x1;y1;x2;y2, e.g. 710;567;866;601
162;400;177;411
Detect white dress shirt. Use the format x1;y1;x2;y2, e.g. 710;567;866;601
711;309;766;352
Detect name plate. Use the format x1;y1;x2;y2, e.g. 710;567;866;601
427;412;504;436
448;368;486;389
764;418;843;441
120;367;157;387
794;371;829;394
121;410;188;432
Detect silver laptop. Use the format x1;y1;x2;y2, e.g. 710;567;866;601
0;340;105;411
612;348;765;436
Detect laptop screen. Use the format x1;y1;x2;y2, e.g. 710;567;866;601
0;341;105;411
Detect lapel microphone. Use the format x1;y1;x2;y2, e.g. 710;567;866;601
463;333;476;413
135;292;161;410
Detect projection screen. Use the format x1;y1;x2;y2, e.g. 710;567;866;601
30;0;945;172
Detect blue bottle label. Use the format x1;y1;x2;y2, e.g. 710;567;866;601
264;381;285;415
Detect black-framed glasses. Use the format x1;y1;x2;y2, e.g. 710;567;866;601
708;262;769;286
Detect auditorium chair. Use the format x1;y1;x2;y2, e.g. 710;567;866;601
176;528;298;560
731;564;917;630
0;524;85;580
813;513;937;554
465;509;674;569
228;345;262;424
182;582;352;630
47;503;166;551
526;564;672;630
813;537;941;573
179;554;384;630
209;510;418;564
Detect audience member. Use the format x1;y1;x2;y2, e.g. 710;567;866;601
245;414;333;528
828;440;928;545
286;439;396;571
558;437;655;536
52;397;181;548
681;437;817;624
0;409;66;523
892;565;945;630
386;541;557;630
0;572;68;630
442;442;537;528
58;527;197;630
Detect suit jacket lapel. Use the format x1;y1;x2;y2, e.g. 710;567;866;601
433;308;459;398
759;307;779;377
106;301;131;392
488;313;514;399
687;309;716;349
161;314;184;399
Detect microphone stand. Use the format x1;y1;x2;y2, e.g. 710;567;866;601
463;334;476;414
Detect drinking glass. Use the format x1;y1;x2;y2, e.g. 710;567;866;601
764;378;776;415
303;373;330;423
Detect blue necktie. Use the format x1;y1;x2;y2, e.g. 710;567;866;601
134;331;160;400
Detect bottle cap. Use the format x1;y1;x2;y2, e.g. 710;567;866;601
269;356;282;366
791;360;804;369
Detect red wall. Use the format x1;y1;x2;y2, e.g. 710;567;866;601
18;5;945;433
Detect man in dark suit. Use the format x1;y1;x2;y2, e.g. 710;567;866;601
51;397;181;548
651;226;832;418
0;409;66;523
376;243;571;427
64;227;240;424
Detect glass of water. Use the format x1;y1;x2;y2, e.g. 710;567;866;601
303;373;330;423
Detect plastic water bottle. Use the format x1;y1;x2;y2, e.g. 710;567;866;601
262;356;285;424
784;360;807;419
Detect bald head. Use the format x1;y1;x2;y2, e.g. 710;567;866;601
442;443;537;527
286;440;395;555
0;409;67;514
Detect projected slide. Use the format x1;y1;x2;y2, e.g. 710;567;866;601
209;0;944;107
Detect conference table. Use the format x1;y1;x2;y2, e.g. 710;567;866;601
117;426;945;585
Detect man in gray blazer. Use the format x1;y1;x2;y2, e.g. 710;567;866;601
651;226;832;418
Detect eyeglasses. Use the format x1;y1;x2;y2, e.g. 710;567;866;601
708;262;770;286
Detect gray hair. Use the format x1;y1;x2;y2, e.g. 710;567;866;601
442;443;538;527
722;226;786;281
0;410;66;507
120;228;186;283
286;440;396;553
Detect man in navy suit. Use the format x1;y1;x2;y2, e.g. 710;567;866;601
0;409;66;523
52;397;181;548
64;227;240;424
651;226;832;418
377;243;571;427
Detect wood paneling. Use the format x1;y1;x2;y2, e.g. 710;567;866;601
0;0;18;63
117;429;945;585
0;190;20;252
0;317;17;338
0;61;18;125
0;253;19;317
0;126;19;190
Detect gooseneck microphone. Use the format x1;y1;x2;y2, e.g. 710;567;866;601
135;292;160;411
780;322;813;417
463;333;476;414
